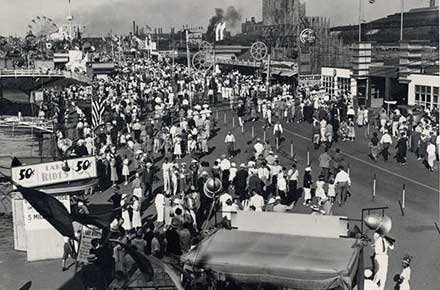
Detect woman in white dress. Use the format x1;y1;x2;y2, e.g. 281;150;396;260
174;136;182;159
155;192;165;223
315;174;326;202
131;196;142;229
395;255;412;290
121;194;132;230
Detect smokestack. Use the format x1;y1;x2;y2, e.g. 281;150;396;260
136;25;139;36
133;20;136;35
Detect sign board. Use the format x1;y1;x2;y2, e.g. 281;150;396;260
299;74;321;87
187;32;203;43
77;226;102;263
159;50;178;57
23;195;71;261
12;156;97;188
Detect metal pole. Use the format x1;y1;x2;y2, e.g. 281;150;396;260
266;54;271;98
263;129;266;142
251;125;254;138
216;111;219;120
402;184;406;209
232;117;235;128
358;0;362;42
307;148;310;165
290;140;294;158
185;30;191;73
373;173;376;199
400;0;404;41
224;112;227;124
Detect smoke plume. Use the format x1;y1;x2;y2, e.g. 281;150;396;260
224;6;242;29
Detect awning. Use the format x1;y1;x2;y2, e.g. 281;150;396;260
182;229;362;290
33;178;98;194
280;71;297;77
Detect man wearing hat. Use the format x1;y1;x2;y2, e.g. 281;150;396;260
380;130;392;161
233;164;249;202
224;131;236;157
372;231;394;289
143;162;155;199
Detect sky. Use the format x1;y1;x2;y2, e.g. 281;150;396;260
0;0;434;37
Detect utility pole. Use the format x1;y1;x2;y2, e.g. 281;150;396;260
185;29;191;73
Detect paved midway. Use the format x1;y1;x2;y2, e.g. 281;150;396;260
0;106;439;290
282;126;438;192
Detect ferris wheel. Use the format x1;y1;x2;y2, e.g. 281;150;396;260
27;16;58;39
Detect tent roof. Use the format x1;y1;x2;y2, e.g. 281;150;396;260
182;229;362;290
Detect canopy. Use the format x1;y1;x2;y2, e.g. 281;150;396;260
182;229;362;290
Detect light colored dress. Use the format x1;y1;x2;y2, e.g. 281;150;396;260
122;159;130;177
155;193;165;223
327;183;336;198
315;180;326;199
400;267;411;290
131;199;142;228
121;195;132;230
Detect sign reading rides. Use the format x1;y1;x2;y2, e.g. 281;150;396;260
12;156;97;188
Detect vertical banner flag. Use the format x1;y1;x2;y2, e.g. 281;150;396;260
91;96;105;128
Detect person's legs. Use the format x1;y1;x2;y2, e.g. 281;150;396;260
373;254;389;289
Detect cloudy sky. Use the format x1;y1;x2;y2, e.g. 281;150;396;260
0;0;432;36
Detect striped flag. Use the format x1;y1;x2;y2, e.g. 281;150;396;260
91;96;106;128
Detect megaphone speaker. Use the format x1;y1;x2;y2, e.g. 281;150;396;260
364;214;392;235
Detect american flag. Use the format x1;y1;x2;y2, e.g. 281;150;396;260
91;96;106;129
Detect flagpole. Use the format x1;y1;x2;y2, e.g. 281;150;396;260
358;0;362;42
400;0;404;41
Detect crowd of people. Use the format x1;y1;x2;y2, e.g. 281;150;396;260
34;54;437;290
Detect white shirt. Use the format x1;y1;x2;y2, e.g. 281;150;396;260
219;192;232;207
373;233;394;255
334;170;351;186
254;142;264;154
225;134;236;143
380;133;392;144
162;162;171;176
287;168;298;181
277;173;287;191
249;194;265;211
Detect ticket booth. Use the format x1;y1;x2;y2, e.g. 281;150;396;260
11;156;97;261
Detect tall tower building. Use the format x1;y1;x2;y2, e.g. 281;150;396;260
262;0;305;26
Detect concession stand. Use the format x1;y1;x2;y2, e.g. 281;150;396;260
11;156;97;261
182;211;365;290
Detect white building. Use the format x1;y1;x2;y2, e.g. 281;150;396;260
406;73;440;109
321;67;357;98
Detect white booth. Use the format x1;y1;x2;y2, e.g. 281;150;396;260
11;156;97;261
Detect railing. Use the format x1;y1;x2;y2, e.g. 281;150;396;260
0;69;65;77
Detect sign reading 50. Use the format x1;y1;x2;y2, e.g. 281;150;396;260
18;168;36;180
75;159;91;172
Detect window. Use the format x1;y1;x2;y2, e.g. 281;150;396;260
322;75;334;97
433;87;439;108
415;85;433;109
337;77;351;95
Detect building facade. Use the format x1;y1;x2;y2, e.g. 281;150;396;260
407;73;440;109
321;67;357;98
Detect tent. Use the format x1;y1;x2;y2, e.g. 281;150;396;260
182;229;363;290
